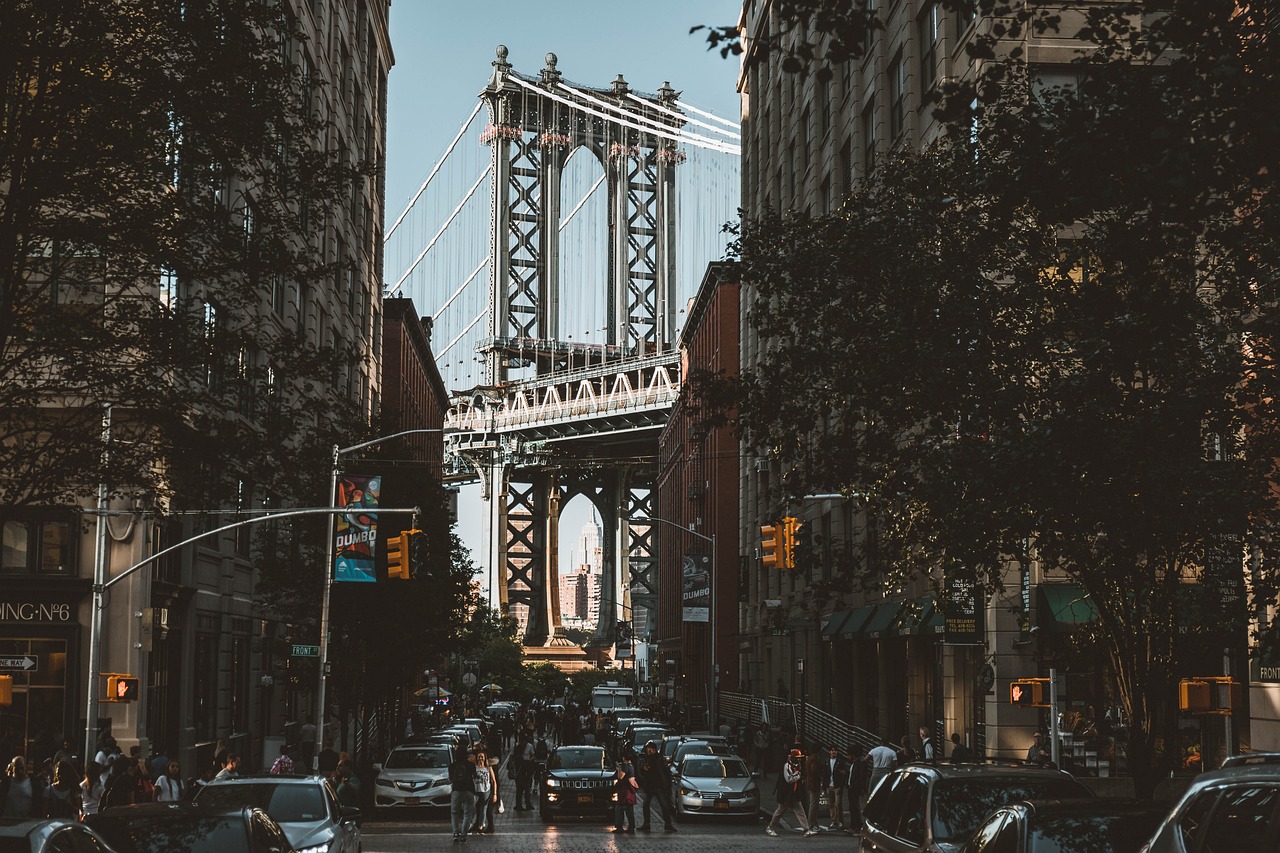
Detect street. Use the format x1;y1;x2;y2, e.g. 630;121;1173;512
361;809;861;852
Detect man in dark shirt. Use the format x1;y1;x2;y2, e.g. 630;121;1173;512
635;741;677;833
316;741;339;774
448;750;477;843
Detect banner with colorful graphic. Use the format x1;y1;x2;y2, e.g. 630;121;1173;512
682;554;710;622
334;474;380;583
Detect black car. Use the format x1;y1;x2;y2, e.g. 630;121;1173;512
86;802;293;853
963;799;1166;853
539;746;617;823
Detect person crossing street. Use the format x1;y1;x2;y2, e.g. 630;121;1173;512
765;749;816;838
635;741;677;833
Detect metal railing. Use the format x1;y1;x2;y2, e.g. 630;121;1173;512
718;691;881;755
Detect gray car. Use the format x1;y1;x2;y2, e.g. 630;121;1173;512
372;744;455;810
0;818;114;853
193;774;361;853
672;754;760;818
1140;754;1280;852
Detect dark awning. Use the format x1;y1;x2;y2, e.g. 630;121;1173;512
891;594;944;637
821;609;855;637
862;600;903;640
836;604;877;638
1036;583;1098;632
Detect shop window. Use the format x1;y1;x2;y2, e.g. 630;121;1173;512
193;633;218;741
3;519;73;575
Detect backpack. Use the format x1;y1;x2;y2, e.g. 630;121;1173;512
534;738;549;760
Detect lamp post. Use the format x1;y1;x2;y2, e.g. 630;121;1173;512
635;515;717;731
315;428;443;766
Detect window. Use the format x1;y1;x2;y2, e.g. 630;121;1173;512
193;634;218;741
159;266;179;312
891;774;928;843
270;274;285;316
1202;784;1280;850
919;4;940;90
1179;789;1216;847
2;519;72;575
229;636;250;733
862;96;877;176
889;49;907;140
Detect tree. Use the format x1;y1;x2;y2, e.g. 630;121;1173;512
708;2;1280;797
0;0;362;523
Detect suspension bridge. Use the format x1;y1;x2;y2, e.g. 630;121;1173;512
384;47;740;664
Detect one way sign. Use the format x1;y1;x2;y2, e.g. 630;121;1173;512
0;657;37;672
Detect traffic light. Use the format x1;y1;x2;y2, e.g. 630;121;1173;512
0;675;10;706
761;523;783;569
1009;678;1047;707
1180;677;1240;715
782;516;802;570
407;528;426;578
386;534;409;580
106;675;140;702
1179;679;1211;713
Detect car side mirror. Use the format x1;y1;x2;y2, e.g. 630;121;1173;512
372;763;382;772
340;806;361;822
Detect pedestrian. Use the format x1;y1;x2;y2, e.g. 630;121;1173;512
332;759;361;810
919;727;935;762
93;735;120;769
866;738;897;797
0;756;43;817
635;741;677;833
99;756;138;811
752;724;771;777
896;735;916;765
471;751;495;834
611;758;637;834
317;739;340;774
130;745;154;802
1026;731;1051;765
820;744;848;830
269;744;295;776
44;759;81;819
154;760;186;802
147;745;169;783
53;739;80;776
765;748;815;837
514;735;535;811
448;749;477;843
298;716;317;771
803;749;824;826
212;738;230;775
846;747;870;832
78;760;105;819
949;733;974;763
213;753;240;781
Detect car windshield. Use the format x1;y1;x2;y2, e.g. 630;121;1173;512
932;777;1091;841
1028;811;1166;853
549;748;607;771
386;748;452;770
89;815;251;853
677;744;731;761
683;758;750;779
195;782;327;823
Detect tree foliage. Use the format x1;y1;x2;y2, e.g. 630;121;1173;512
703;1;1280;796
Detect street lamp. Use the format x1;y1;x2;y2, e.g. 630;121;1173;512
315;428;443;766
634;515;717;730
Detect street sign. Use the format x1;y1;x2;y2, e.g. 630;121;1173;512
0;657;36;672
291;645;320;658
462;672;478;688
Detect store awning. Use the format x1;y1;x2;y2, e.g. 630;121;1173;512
891;594;944;637
821;609;855;637
862;600;903;640
1036;583;1098;632
836;604;877;638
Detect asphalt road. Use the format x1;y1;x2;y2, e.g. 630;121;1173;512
361;808;862;852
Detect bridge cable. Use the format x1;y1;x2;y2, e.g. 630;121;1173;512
555;81;740;154
676;98;741;130
433;257;490;322
387;163;491;296
560;173;606;230
385;102;483;243
439;310;487;359
625;92;739;140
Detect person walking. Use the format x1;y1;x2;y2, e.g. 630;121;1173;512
213;753;240;780
269;745;294;776
471;751;497;834
154;760;186;803
44;759;81;818
803;750;824;826
298;715;317;770
78;761;105;819
765;749;815;837
752;725;771;777
611;757;637;834
635;741;677;832
99;757;138;811
949;733;974;762
448;749;477;843
846;747;870;832
866;738;898;798
1026;731;1051;765
820;745;849;830
514;735;535;811
332;759;361;810
919;727;935;762
0;756;44;817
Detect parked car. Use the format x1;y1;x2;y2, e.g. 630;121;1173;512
963;798;1166;853
1140;753;1280;852
0;817;115;853
539;745;617;823
670;740;734;777
193;774;360;853
372;744;456;810
625;726;672;754
672;754;760;818
86;803;293;853
862;762;1093;853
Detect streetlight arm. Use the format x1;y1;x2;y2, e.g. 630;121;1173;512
634;515;713;545
337;428;445;456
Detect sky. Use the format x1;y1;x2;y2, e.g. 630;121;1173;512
383;0;743;597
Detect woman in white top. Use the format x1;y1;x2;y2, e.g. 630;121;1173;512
154;760;185;802
79;760;104;818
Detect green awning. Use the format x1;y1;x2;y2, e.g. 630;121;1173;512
821;609;855;637
892;594;944;637
862;600;903;640
836;604;877;638
1037;583;1098;632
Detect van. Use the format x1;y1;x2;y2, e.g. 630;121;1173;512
590;682;635;713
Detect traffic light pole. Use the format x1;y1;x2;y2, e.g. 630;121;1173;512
1049;667;1060;767
83;504;420;771
315;428;442;767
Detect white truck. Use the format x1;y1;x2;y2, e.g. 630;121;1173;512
590;682;635;713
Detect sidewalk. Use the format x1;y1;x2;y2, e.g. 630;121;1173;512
753;773;859;841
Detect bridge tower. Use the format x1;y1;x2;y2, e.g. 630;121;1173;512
453;48;684;658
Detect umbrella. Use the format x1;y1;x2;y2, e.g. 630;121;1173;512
480;683;502;693
414;686;451;699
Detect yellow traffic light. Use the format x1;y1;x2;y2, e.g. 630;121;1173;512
106;674;140;702
0;675;11;706
1179;679;1210;713
761;524;782;569
1180;677;1240;715
386;534;408;580
782;516;802;570
1009;678;1048;707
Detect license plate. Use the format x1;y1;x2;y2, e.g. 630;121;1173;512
404;797;420;805
715;801;729;810
577;795;593;805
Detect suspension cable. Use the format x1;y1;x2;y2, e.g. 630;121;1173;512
387;163;491;296
625;92;739;139
677;99;741;130
560;173;606;230
556;81;740;153
385;102;483;242
433;257;489;322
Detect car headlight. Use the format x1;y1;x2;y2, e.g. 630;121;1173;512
296;843;331;853
545;778;560;787
376;777;394;787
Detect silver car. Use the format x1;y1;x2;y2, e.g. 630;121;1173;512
673;754;760;817
0;818;114;852
1140;754;1280;852
193;774;361;853
373;744;455;810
